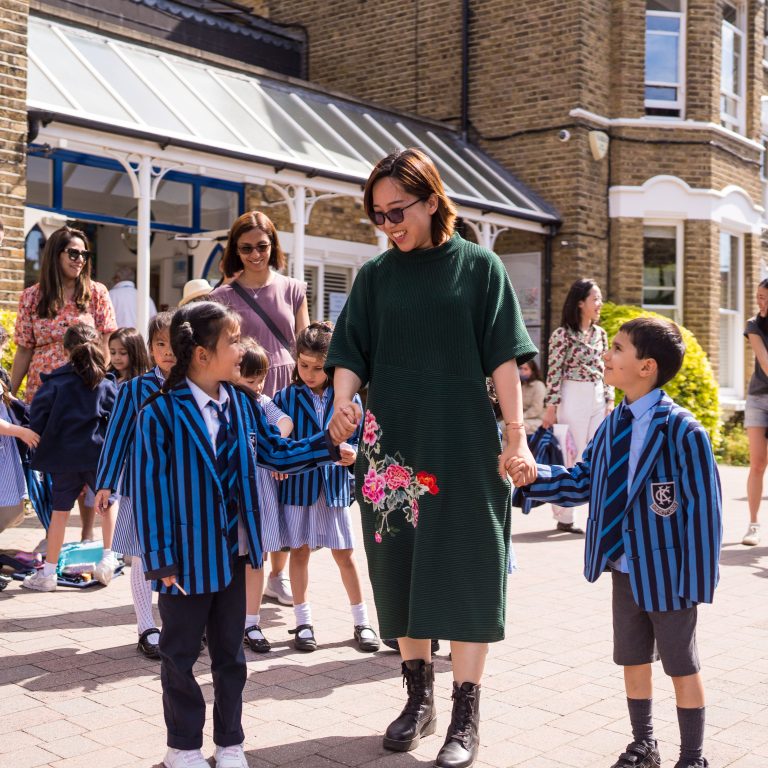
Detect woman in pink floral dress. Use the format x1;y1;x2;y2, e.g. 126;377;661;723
11;226;117;540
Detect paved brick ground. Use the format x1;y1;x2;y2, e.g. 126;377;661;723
0;465;765;768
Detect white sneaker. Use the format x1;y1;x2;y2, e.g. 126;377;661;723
264;571;293;605
742;524;761;546
163;747;209;768
21;570;57;592
214;744;248;768
93;552;119;586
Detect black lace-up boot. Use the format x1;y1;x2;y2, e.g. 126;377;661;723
434;681;480;768
382;659;436;751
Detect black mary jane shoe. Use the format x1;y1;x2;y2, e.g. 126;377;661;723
556;521;584;534
288;624;317;652
137;628;161;659
609;740;661;768
354;624;381;652
244;624;271;653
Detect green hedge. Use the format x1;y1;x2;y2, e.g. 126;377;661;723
598;303;721;450
0;309;24;398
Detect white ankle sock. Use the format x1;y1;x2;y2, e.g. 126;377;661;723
245;613;260;629
294;601;312;626
130;563;157;635
102;548;113;559
42;562;56;577
351;602;369;626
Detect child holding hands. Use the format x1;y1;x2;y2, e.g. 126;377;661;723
513;317;722;768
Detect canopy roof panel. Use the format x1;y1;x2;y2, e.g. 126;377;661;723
27;16;558;223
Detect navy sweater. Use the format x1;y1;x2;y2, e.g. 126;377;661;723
29;364;117;473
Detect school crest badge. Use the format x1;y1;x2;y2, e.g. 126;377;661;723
650;481;678;516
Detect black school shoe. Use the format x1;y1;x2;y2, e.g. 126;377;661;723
610;741;661;768
137;628;161;659
289;624;317;651
556;522;585;534
244;624;271;653
673;760;708;768
354;625;380;652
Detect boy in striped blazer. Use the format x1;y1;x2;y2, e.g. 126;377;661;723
512;317;722;768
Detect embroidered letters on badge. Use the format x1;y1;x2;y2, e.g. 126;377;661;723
650;481;678;516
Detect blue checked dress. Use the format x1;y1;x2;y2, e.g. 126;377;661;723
282;388;355;550
0;400;28;507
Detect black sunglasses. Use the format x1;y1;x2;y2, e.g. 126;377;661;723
64;248;91;262
238;243;271;255
371;198;424;226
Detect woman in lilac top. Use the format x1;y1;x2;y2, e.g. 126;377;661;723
209;210;309;627
210;211;309;397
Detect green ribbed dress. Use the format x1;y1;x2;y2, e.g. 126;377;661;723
326;234;537;642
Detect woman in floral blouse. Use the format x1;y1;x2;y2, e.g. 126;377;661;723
542;278;613;533
11;225;116;541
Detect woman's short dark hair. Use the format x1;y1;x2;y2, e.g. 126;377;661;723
37;226;93;319
221;211;286;277
363;148;457;249
561;278;598;333
239;337;270;379
620;317;686;388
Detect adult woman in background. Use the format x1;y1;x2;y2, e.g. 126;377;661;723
209;211;309;626
542;278;613;534
742;278;768;547
11;225;116;542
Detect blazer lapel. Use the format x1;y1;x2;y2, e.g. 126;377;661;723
624;393;673;511
297;386;322;431
173;386;222;492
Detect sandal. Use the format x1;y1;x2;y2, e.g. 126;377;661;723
244;624;271;653
137;627;161;659
288;623;317;652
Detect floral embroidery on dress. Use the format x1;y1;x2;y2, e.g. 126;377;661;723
360;410;439;542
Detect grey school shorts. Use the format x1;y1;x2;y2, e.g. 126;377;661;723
744;392;768;428
611;570;700;677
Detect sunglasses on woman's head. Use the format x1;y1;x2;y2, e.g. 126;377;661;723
238;243;271;255
64;248;91;262
371;198;424;226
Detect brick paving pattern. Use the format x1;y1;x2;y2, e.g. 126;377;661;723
0;465;765;767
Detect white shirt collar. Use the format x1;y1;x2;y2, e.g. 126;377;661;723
186;377;229;412
111;281;135;290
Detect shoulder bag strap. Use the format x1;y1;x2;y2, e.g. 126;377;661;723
231;281;294;357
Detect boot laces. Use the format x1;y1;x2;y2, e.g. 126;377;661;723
448;686;476;746
401;668;429;715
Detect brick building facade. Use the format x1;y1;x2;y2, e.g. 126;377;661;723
1;0;766;401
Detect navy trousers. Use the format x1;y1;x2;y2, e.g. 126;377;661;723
158;556;247;750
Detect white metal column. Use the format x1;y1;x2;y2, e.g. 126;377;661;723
293;184;306;282
136;156;152;336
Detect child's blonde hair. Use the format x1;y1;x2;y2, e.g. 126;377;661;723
239;338;270;379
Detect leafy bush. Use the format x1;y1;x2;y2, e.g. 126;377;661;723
599;303;721;449
0;309;24;398
715;412;749;466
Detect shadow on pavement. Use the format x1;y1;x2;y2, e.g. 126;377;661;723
720;543;768;577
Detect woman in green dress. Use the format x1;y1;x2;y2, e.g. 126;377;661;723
327;148;538;768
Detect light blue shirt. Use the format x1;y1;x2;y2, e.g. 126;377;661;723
610;388;662;573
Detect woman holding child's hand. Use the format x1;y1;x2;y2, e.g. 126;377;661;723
326;148;538;768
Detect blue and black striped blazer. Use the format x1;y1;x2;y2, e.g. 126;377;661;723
132;381;338;595
95;368;163;495
525;393;722;612
272;384;362;507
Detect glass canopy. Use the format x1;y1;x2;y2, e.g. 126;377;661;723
26;16;557;223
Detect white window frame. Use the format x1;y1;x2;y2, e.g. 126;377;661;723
720;1;747;135
718;229;745;398
642;221;684;322
645;0;687;118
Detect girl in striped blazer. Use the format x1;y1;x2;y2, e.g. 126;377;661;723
132;303;347;768
273;322;379;654
235;338;293;653
94;311;176;659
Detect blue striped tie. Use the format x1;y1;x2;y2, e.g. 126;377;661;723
209;400;239;555
598;405;634;565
